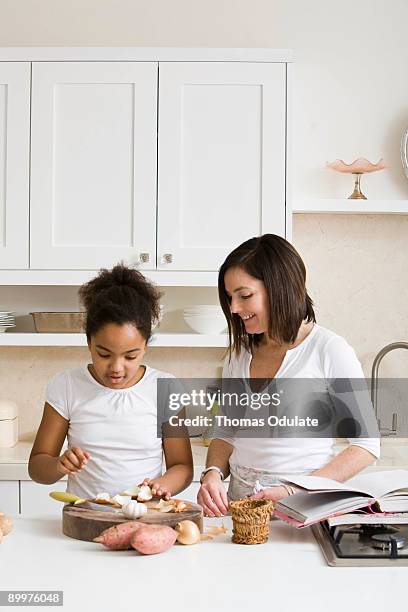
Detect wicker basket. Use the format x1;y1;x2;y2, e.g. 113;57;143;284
229;499;274;544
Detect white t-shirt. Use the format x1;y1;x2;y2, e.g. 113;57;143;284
219;324;380;475
46;364;174;499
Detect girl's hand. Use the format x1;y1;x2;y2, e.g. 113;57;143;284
248;485;291;503
197;471;229;517
142;477;172;501
56;447;90;476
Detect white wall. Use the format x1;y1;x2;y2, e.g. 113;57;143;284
1;0;407;199
1;0;408;427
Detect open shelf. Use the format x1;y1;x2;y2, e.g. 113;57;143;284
0;332;228;348
293;199;408;214
0;270;219;286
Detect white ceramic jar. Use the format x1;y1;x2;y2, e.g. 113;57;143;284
0;400;18;448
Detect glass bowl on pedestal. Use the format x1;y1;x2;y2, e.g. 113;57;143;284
326;158;387;199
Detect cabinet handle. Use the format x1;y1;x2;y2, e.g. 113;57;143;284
162;253;173;264
139;253;150;263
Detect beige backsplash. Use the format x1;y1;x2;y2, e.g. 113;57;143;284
1;214;408;440
0;347;225;440
293;214;408;376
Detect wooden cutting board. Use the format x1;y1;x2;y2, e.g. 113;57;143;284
62;499;203;542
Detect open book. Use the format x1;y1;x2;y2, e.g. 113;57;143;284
274;469;408;528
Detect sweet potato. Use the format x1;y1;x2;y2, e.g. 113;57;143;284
94;521;147;550
130;524;177;555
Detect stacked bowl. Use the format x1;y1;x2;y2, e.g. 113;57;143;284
0;311;15;333
183;305;227;334
152;304;165;329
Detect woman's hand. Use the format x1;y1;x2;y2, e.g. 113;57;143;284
197;472;229;517
248;485;291;503
56;447;90;476
142;477;172;501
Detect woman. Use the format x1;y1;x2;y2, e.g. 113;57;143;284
197;234;380;517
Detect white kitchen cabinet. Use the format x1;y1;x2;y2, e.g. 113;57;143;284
20;480;67;515
0;49;290;277
157;62;287;270
0;480;19;514
30;62;158;270
0;63;30;269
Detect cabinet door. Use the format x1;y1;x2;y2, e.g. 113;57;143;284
0;480;19;514
157;62;286;271
0;63;30;269
30;62;157;270
20;480;67;516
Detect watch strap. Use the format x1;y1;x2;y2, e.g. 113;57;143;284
200;466;224;483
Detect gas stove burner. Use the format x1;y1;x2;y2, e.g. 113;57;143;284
356;524;398;536
371;533;406;551
311;521;408;566
333;523;398;544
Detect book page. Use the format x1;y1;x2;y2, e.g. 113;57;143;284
276;491;372;523
328;512;408;526
281;474;357;493
282;469;408;498
346;469;408;498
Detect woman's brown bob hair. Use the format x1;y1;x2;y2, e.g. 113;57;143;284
218;234;316;356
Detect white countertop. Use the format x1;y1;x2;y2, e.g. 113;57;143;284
0;514;407;612
1;438;407;480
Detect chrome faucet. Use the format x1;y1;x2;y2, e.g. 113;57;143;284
371;342;408;436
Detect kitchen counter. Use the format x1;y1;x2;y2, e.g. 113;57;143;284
1;514;407;612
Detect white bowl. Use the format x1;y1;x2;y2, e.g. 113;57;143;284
183;313;227;334
183;306;223;315
185;304;220;307
152;305;164;329
183;304;221;310
183;312;225;319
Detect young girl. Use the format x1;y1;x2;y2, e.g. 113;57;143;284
29;264;193;501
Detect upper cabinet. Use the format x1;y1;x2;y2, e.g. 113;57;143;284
30;62;158;270
0;63;30;269
157;63;286;270
0;50;290;279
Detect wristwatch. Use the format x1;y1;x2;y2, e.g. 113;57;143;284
200;466;225;484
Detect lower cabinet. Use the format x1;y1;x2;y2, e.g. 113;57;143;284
20;480;67;515
0;481;19;515
15;480;203;515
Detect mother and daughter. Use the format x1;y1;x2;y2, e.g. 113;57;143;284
29;234;380;513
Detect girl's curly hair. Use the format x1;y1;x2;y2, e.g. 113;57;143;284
78;263;162;342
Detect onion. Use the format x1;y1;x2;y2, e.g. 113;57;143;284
0;514;13;539
1;516;13;536
175;520;201;545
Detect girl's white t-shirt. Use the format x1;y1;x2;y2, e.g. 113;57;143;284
220;324;380;475
46;364;173;499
